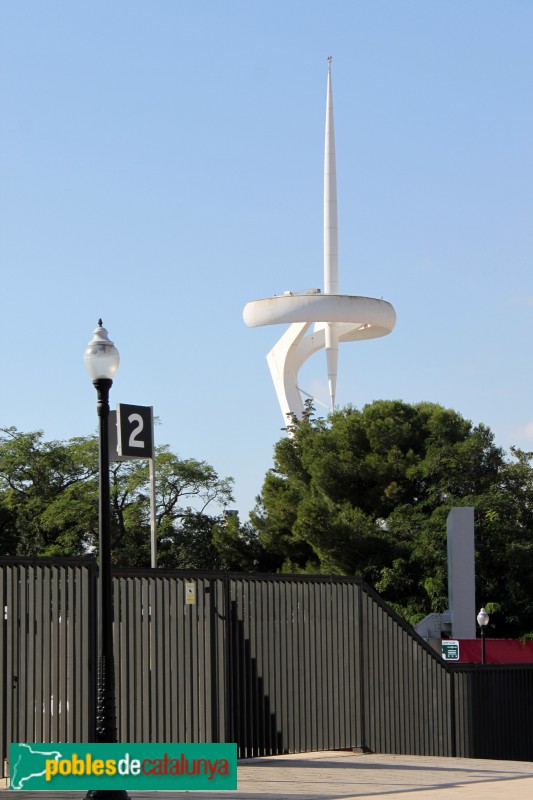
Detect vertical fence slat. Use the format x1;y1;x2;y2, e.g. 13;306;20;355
0;567;6;777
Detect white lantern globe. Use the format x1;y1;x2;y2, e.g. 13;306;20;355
477;607;489;628
84;320;120;381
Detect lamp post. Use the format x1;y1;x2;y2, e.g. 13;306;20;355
477;607;490;665
84;320;129;800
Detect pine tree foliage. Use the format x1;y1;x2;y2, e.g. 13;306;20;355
251;401;533;636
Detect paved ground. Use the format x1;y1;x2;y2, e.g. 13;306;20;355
2;750;533;799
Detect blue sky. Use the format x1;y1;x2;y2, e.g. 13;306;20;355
1;1;532;520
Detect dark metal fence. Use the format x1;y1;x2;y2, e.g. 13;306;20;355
112;572;365;756
452;664;533;761
360;584;454;757
2;558;533;778
113;573;222;745
0;560;96;778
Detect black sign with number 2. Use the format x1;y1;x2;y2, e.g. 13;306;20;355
116;403;154;459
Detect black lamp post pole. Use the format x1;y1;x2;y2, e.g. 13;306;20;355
94;377;117;742
86;378;129;800
481;626;486;665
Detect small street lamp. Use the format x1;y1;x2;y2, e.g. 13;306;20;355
477;607;490;665
84;320;129;800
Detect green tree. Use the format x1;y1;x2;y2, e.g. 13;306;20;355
0;427;98;557
107;448;236;567
212;513;267;572
0;427;242;569
251;401;533;636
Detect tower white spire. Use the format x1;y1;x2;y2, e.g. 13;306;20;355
324;56;338;296
324;56;339;410
243;60;396;427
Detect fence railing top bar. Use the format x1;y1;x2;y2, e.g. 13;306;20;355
0;556;97;567
110;566;365;585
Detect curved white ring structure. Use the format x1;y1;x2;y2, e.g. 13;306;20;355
244;294;395;422
244;59;396;424
243;294;395;334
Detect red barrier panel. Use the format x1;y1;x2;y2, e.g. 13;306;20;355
449;639;533;664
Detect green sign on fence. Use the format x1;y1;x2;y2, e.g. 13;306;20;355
441;640;460;661
9;743;237;792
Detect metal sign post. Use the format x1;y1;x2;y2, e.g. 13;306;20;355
148;429;157;570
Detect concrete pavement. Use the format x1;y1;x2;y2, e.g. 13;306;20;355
2;749;533;799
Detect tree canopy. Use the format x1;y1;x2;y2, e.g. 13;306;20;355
0;426;259;571
3;399;533;637
251;400;533;637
